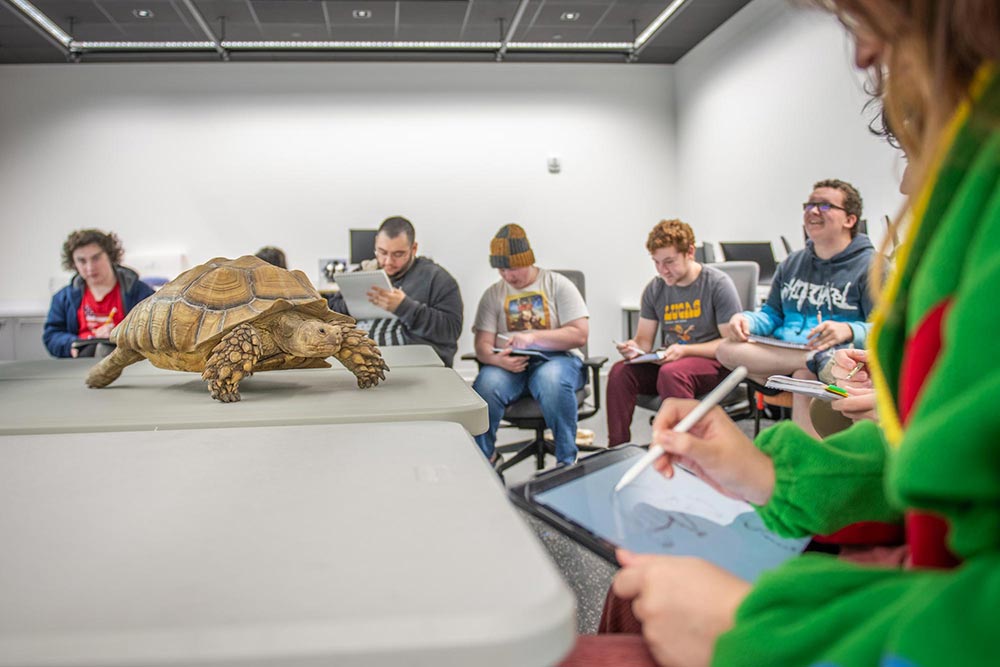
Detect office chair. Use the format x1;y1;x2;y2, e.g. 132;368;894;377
465;270;608;473
780;235;794;256
634;261;759;422
694;243;716;264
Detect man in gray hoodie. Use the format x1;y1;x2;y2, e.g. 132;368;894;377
718;179;875;437
327;216;463;367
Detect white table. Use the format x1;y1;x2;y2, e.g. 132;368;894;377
0;363;487;436
0;422;575;666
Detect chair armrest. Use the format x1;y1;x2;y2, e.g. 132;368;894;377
460;352;478;362
583;355;608;369
581;356;608;412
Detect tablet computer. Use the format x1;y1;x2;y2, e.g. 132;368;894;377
71;338;113;358
333;270;398;320
490;347;551;360
510;446;808;581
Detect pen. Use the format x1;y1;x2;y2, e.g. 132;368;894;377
825;384;849;398
614;365;749;492
844;361;865;381
496;333;510;342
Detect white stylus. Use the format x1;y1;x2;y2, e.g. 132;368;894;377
613;365;748;492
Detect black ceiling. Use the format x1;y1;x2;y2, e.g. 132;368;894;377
0;0;752;64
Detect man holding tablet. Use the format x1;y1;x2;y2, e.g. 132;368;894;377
326;216;463;367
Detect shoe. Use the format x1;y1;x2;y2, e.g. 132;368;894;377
488;451;504;470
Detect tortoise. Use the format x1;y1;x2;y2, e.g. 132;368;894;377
86;255;388;402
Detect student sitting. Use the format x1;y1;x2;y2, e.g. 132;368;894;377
606;219;741;446
43;229;155;358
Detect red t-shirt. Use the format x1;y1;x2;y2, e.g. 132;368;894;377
77;284;124;339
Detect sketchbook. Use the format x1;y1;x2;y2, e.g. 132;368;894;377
747;335;810;351
625;350;667;365
333;270;397;320
492;347;551;360
765;375;847;401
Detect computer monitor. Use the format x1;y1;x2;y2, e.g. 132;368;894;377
719;242;778;284
349;229;378;265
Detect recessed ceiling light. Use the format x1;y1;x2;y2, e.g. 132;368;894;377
132;8;154;19
560;12;580;21
352;9;371;20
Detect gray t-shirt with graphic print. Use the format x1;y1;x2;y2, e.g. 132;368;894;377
639;264;741;347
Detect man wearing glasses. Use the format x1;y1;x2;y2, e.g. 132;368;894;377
718;178;875;437
327;216;463;367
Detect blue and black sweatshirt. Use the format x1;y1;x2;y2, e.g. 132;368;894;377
743;234;875;346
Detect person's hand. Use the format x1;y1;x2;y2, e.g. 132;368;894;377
93;322;114;338
726;314;750;342
657;344;685;364
807;320;853;351
367;286;406;313
70;346;79;358
507;331;538;349
491;347;529;373
830;386;877;422
651;399;775;505
616;339;643;360
828;348;871;390
613;549;750;667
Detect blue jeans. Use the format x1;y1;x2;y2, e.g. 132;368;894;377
472;353;586;465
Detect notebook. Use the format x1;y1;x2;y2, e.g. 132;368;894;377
333;270;397;320
747;335;810;351
764;375;847;401
625;350;667;364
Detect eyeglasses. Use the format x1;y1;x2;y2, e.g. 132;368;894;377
802;201;847;213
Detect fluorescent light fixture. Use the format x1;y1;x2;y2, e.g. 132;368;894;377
351;9;371;19
507;41;632;50
71;41;215;50
223;40;502;50
132;9;154;19
560;12;580;21
7;0;71;47
634;0;688;49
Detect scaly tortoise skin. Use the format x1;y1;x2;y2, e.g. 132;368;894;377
86;255;388;402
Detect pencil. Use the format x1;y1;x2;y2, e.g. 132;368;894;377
844;361;865;381
103;307;118;324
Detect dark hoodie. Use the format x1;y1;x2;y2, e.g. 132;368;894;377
743;234;875;346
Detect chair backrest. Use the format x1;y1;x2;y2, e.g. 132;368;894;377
708;261;759;311
694;243;716;264
552;269;587;358
780;235;794;256
719;241;777;284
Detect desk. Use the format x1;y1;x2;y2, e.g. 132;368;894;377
0;422;575;667
0;343;442;381
0;363;487;436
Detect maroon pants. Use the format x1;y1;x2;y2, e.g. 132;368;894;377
606;356;730;446
558;588;653;666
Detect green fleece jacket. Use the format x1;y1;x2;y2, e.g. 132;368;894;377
713;66;1000;667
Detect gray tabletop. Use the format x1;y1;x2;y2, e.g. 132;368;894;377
0;344;443;381
0;364;487;436
0;422;575;667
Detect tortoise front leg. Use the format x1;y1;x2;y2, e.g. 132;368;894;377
202;323;262;402
333;327;389;388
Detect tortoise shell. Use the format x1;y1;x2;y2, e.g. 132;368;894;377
113;255;354;357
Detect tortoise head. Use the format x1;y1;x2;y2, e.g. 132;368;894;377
274;312;344;358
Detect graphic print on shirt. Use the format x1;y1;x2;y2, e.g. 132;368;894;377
505;292;551;331
661;299;700;345
781;277;858;312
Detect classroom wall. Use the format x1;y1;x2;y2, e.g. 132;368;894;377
0;62;676;367
0;0;910;370
674;0;907;256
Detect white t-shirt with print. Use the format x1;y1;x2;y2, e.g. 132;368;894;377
473;269;589;354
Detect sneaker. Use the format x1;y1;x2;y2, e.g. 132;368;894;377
488;451;504;470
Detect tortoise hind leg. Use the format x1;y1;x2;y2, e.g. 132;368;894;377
202;323;262;402
334;328;389;388
86;347;145;388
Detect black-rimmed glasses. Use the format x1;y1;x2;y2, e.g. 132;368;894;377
803;201;847;213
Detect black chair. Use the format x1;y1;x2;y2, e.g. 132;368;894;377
634;261;759;423
465;270;607;473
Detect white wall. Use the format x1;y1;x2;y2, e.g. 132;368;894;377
0;62;676;366
675;0;907;257
0;0;912;369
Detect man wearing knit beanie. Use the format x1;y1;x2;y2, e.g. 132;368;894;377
471;224;590;469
